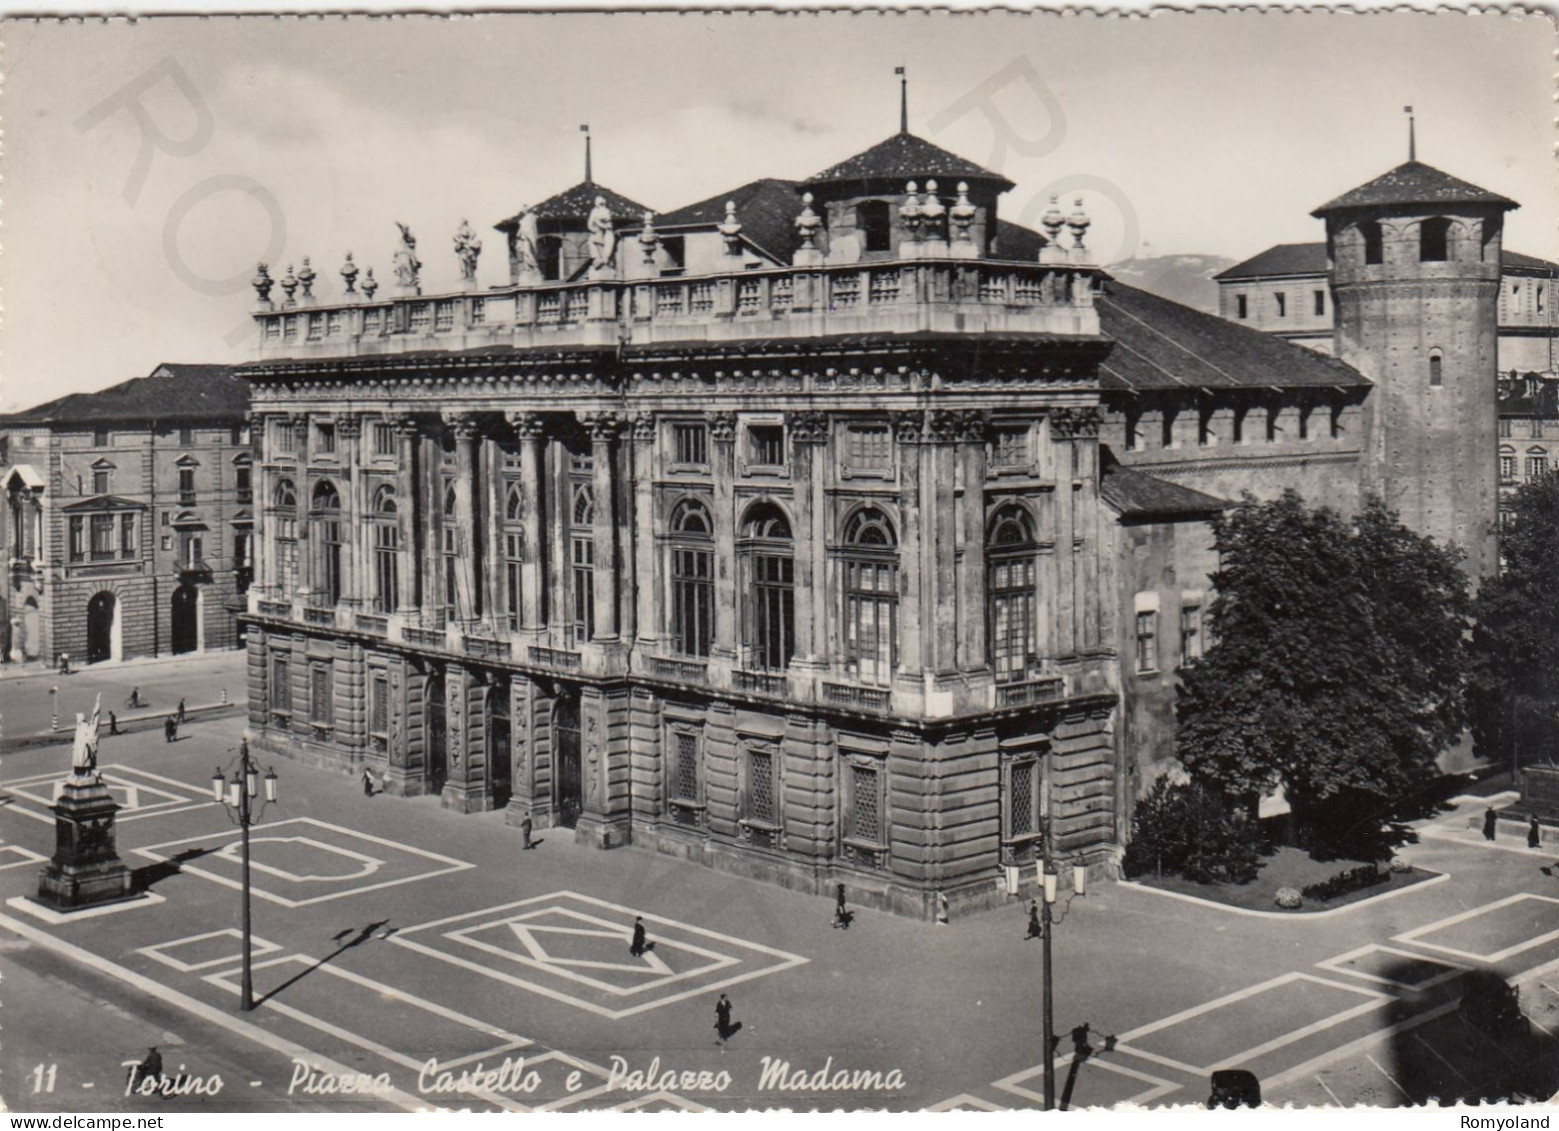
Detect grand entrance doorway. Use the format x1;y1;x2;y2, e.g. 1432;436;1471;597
554;696;581;828
489;681;512;811
426;673;447;795
170;584;199;655
86;592;117;664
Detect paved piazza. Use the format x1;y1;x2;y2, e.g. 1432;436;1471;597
3;721;1559;1110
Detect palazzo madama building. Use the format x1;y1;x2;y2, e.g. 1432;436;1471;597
236;126;1516;916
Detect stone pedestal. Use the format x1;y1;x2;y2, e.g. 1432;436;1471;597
36;774;137;912
1519;765;1559;823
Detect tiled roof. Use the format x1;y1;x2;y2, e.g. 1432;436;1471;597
1312;161;1517;216
494;181;651;232
1215;243;1330;281
0;363;250;426
993;219;1049;261
1100;455;1228;521
655;179;803;264
1498;374;1559;419
804;131;1013;191
1095;278;1370;393
1216;242;1557;282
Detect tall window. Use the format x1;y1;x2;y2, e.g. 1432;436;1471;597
1500;454;1517;483
1235;294;1248;320
316;422;337;454
1135;609;1158;674
1420;217;1451;262
503;483;524;631
273;479;298;592
92;468;111;495
235;463;252;503
312;480;343;605
178;467;196;504
1314;290;1326;316
271;654;292;716
841;508;898;687
372;422;396;457
68;516;83;562
570;484;595;643
1008;759;1037;839
370;673;389;751
120;513;137;559
741;503;794;671
90;513;114;561
672;422;708;469
987;506;1038;684
1180;605;1202;666
845;761;883;845
1274;292;1287;318
742;745;778;825
669;500;714;657
1527;456;1548;480
858;200;892;253
441;478;459;621
372;485;400;614
671;727;701;806
310;661;334;726
273;419;296;454
1429;352;1443;388
1360;221;1383;266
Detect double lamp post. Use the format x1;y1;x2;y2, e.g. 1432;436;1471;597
211;739;278;1012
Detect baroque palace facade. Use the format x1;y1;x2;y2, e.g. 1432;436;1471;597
236;129;1516;916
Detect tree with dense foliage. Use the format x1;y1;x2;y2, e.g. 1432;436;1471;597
1122;776;1262;883
1470;469;1559;768
1175;491;1472;859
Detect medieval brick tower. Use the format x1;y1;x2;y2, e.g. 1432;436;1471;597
1314;158;1518;580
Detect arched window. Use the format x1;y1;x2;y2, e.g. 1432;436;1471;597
503;482;524;631
1429;349;1444;388
311;480;343;605
1359;220;1383;266
371;485;400;614
272;478;299;593
1420;217;1451;263
858;200;892;254
987;506;1038;684
439;476;459;621
740;503;794;671
840;507;898;686
570;484;595;643
669;499;715;657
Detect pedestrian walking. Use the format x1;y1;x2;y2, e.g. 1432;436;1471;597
521;811;534;850
630;916;647;957
131;1046;163;1094
832;882;851;929
1484;806;1498;841
1026;899;1043;940
108;711;120;736
128;687;143;709
715;993;733;1042
163;716;177;743
177;698;187;725
1530;816;1542;850
362;767;375;798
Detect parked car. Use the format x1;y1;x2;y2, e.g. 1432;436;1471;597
1207;1069;1261;1109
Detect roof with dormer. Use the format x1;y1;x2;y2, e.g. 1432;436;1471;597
1214;242;1557;282
0;363;249;426
494;181;652;233
1311;161;1517;217
802;131;1014;192
655;178;803;264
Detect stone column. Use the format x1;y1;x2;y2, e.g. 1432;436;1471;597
582;413;621;642
926;411;961;675
630;413;659;649
1052;411;1078;657
787;411;829;665
507;412;547;632
336;414;363;609
391;417;419;612
444;412;482;626
893;411;925;675
957;411;988;672
708;413;738;662
441;661;492;813
548;427;569;643
481;430;503;633
293;417;315;600
1054;408;1105;653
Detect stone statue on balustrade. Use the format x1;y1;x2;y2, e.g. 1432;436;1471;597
514;207;542;282
587;196;617;274
454;219;482;285
393;222;422;294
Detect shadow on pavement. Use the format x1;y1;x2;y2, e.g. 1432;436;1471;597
1383;961;1559;1105
257;920;392;1006
131;847;212;893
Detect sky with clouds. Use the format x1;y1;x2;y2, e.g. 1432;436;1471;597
1;10;1552;409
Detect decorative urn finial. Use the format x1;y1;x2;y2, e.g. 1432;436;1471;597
339;251;359;294
361;267;378;300
252;262;274;306
901;181;923;241
949;182;976;244
1067;196;1091;250
921;179;946;229
1041;195;1065;244
279;264;299;307
795;192;822;251
718;200;743;254
638;211;660;265
296;257;317;302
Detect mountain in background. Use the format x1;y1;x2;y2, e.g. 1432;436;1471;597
1106;253;1239;315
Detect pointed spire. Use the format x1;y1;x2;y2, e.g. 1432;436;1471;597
896;65;908;133
1404;105;1416;161
581;123;592;181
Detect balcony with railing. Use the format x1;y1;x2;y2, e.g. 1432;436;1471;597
252;256;1102;364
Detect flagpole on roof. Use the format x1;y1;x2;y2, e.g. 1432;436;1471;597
1404;105;1415;161
582;123;592;182
896;65;908;133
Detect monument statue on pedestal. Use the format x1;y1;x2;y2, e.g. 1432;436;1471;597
36;695;138;912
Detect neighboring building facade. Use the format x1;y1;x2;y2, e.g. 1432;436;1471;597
1498;370;1559;521
0;364;254;665
233;131;1516;914
1215;239;1558;375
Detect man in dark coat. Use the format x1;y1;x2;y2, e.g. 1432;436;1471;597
108;711;120;736
630;916;647;957
132;1046;163;1094
1530;817;1543;850
520;812;534;850
1484;807;1499;841
177;699;187;725
362;767;375;797
1026;900;1043;940
164;716;177;743
832;883;850;929
715;993;733;1042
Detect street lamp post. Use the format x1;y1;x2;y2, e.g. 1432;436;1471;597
50;685;58;732
212;740;277;1012
1037;815;1089;1112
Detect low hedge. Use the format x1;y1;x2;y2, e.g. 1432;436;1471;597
1301;864;1389;903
